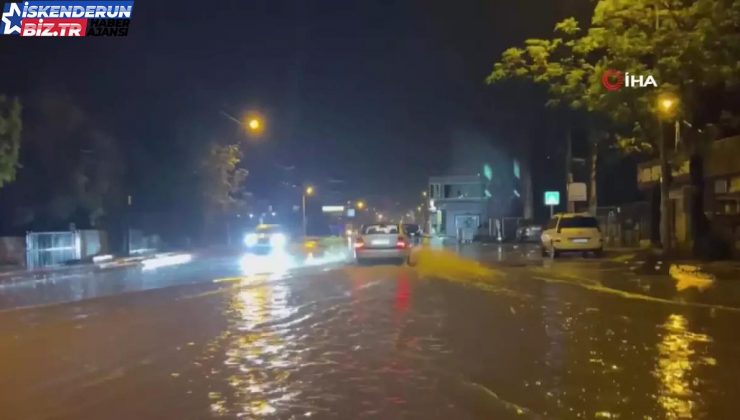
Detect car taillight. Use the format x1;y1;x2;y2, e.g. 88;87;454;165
354;239;365;249
396;237;407;248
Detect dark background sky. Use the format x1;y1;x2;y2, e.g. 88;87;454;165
1;0;598;214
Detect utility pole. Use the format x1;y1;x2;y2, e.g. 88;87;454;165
658;117;671;252
565;126;575;212
656;91;681;254
302;186;314;237
302;193;307;237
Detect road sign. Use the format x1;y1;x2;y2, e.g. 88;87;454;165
567;182;587;202
544;191;560;206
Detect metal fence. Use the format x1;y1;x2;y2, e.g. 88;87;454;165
26;231;79;269
25;230;108;269
595;202;651;248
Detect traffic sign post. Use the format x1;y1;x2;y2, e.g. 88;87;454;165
544;191;560;218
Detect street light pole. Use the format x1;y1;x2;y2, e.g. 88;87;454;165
658;117;671;252
302;186;314;237
656;92;679;253
302;193;307;237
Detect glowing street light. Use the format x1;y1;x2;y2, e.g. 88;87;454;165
244;115;265;136
657;91;679;119
356;200;366;210
219;110;265;136
422;191;428;197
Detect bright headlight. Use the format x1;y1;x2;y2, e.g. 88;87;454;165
270;233;287;247
244;233;258;247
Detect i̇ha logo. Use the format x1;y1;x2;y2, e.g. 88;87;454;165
601;69;658;91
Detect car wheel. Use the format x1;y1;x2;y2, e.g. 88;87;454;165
356;258;365;266
582;251;589;258
541;246;548;257
593;249;604;258
551;248;560;259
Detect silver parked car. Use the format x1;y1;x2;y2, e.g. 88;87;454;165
354;223;411;264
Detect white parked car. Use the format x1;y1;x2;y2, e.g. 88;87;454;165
541;213;603;258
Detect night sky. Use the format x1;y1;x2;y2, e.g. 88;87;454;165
1;0;595;214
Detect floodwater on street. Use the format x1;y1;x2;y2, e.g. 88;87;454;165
1;244;739;419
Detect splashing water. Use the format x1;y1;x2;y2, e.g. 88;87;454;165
411;248;504;286
669;265;715;292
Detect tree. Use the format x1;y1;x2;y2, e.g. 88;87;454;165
0;96;22;189
487;18;610;214
488;0;740;252
200;143;248;242
570;0;740;253
0;93;125;232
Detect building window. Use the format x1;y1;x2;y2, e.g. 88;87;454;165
715;179;729;194
444;185;452;198
730;176;740;193
429;184;441;199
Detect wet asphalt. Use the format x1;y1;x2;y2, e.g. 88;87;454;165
1;244;739;419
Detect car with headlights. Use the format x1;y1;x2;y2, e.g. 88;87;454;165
540;213;603;258
243;224;289;254
354;223;411;264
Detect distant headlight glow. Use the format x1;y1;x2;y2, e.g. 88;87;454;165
244;233;258;247
270;233;287;248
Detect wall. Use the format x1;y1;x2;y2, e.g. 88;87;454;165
79;230;108;259
435;200;487;238
0;236;25;266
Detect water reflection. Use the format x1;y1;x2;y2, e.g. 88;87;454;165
208;277;304;417
394;271;411;315
542;283;566;415
239;252;294;277
654;313;714;419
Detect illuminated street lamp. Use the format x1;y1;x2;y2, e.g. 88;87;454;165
243;113;265;136
356;200;366;210
657;92;679;119
219;109;265;136
422;191;427;197
302;186;314;237
655;91;680;252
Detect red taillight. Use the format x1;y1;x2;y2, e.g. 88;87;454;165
354;239;365;249
396;236;407;249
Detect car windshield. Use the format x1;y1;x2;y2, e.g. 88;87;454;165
362;224;399;234
559;216;599;229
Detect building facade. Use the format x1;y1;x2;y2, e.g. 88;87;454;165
428;175;490;241
637;135;740;255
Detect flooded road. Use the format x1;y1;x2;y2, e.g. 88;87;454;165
1;245;739;419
